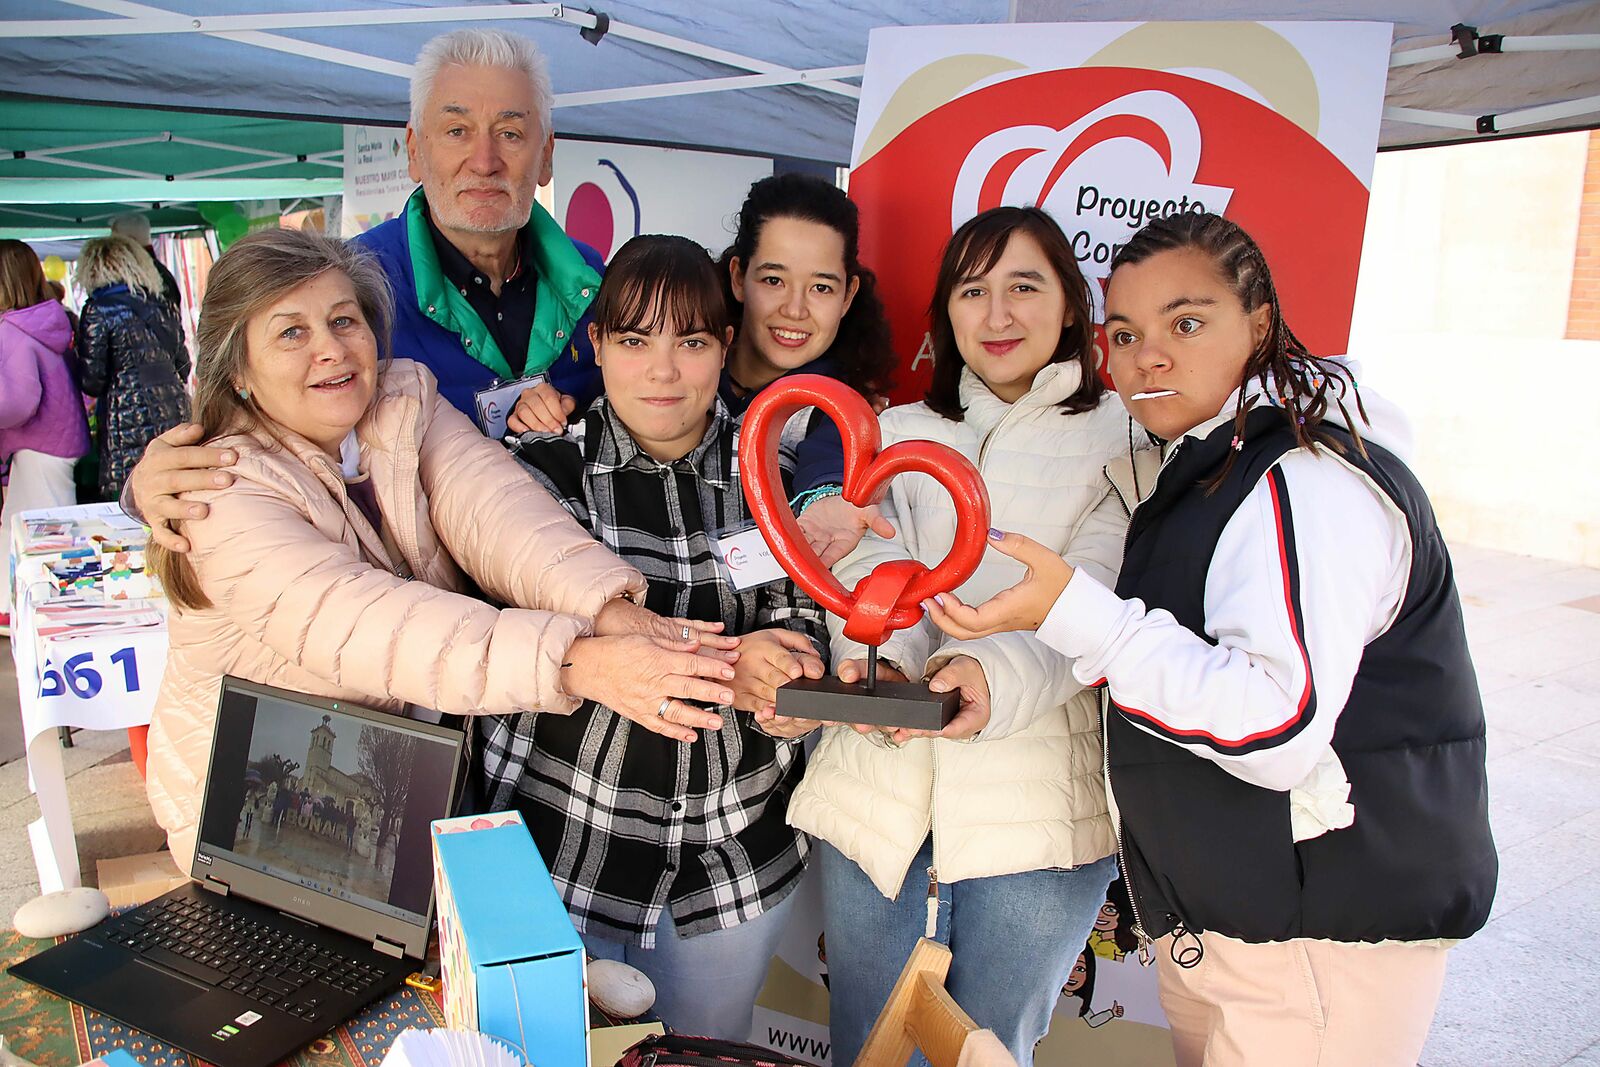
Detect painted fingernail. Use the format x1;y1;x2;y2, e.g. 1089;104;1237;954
934;594;945;606
988;528;1003;540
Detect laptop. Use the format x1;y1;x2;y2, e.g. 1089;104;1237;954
11;676;465;1067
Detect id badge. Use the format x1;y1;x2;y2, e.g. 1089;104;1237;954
712;521;789;591
474;372;548;441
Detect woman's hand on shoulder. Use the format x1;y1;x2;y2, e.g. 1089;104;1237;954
131;423;238;553
507;382;576;434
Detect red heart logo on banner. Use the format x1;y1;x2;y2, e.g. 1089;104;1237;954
739;375;992;646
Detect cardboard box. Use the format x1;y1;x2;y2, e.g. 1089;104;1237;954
432;812;589;1067
589;1022;665;1067
96;851;189;909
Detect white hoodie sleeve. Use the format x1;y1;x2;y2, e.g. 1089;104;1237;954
1036;448;1411;792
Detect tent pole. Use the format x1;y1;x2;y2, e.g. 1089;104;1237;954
3;4;566;36
551;12;863;99
10;3;862;98
557;65;867;109
1392;32;1600;67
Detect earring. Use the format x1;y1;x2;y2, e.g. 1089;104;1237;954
237;386;250;400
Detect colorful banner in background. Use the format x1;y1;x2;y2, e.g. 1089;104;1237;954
341;125;415;237
552;140;773;259
848;21;1392;404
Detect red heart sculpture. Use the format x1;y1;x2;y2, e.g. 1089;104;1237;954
739;374;991;647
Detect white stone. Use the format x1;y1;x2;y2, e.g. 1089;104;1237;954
13;887;110;939
587;958;656;1019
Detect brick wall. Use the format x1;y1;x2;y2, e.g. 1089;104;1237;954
1567;130;1600;340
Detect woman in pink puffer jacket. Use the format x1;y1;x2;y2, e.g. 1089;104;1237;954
147;229;740;867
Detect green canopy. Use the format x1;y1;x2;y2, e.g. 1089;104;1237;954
0;97;345;240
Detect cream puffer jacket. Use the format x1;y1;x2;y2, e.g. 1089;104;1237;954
147;359;645;867
788;363;1132;897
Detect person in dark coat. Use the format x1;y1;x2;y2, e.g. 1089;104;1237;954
75;235;190;501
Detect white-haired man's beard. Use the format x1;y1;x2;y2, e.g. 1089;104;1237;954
421;167;531;235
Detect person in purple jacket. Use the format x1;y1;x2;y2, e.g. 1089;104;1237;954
0;239;90;632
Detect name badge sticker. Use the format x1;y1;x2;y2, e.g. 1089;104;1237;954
713;523;789;591
474;372;548;441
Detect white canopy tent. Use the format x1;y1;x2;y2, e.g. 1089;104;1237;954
2;0;1596;239
1;1;1597;163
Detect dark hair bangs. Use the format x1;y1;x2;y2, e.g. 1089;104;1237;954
595;235;730;341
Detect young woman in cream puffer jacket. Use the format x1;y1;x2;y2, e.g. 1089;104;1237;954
784;207;1136;1067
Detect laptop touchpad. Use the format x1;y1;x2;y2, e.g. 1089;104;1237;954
84;957;208;1014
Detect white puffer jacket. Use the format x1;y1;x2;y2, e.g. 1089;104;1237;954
788;362;1133;897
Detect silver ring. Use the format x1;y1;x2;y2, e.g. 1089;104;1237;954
657;698;672;718
680;625;691;642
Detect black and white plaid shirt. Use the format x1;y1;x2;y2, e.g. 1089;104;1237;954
480;399;826;947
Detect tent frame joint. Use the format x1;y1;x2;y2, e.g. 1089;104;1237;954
579;7;610;46
1451;23;1505;59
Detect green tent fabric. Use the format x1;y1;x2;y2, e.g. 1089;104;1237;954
0;97;344;239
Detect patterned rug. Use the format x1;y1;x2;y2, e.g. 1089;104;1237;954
0;923;447;1066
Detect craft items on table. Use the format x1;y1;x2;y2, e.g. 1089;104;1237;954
431;812;588;1067
6;504;169;892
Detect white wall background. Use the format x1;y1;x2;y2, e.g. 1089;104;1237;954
1348;132;1600;567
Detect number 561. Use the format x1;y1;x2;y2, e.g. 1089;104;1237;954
39;648;140;700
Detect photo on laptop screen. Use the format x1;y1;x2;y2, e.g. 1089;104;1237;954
195;688;459;924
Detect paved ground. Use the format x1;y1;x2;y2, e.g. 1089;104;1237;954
1;543;1597;1064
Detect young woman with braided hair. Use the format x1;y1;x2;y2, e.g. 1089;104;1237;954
924;212;1496;1067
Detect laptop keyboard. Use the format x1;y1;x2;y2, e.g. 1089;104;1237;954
100;894;392;1021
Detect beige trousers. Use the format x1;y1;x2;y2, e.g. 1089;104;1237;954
1155;932;1450;1067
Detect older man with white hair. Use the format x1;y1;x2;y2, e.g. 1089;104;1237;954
362;29;602;428
124;28;604;541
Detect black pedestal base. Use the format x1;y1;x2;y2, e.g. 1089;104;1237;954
775;675;960;731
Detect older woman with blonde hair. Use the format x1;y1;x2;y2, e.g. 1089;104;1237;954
146;227;739;867
76;234;190;500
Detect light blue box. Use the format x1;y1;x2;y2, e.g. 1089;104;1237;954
433;814;589;1067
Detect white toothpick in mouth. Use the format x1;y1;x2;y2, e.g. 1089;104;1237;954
1130;389;1177;401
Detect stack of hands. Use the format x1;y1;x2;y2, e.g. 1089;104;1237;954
130;423;1073;752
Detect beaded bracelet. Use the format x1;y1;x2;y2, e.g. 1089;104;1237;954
791;484;844;514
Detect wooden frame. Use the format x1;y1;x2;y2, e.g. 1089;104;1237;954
853;939;981;1067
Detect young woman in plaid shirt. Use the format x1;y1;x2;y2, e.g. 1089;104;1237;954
480;235;828;1037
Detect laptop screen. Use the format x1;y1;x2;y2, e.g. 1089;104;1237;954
194;684;460;926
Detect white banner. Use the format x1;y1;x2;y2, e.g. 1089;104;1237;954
342;125;415;237
552;139;773;260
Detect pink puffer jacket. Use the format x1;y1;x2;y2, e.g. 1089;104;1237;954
147;359;645;866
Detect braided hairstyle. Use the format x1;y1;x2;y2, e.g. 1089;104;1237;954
1109;212;1368;489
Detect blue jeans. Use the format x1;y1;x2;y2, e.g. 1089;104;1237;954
818;838;1116;1067
582;888;798;1039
